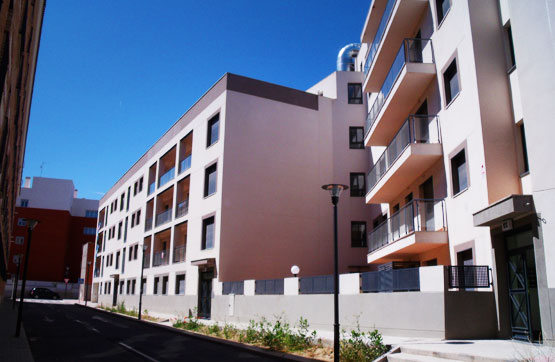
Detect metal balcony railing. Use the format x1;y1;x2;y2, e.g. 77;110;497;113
255;279;285;295
145;218;153;231
364;0;397;74
448;266;491;289
152;250;169;267
365;38;434;135
368;199;446;253
148;182;156;195
143;253;151;269
366;115;440;194
173;245;186;263
176;199;189;218
222;281;244;295
155;208;172;227
299;275;334;294
158;167;175;188
179;155;192;174
361;267;420;292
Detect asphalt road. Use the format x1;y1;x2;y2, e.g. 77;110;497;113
23;301;282;362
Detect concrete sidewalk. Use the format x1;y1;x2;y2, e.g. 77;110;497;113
0;298;34;362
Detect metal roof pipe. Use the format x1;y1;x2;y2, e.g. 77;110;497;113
336;43;360;71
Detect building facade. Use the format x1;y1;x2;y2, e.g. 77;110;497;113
8;177;99;288
358;0;554;345
0;0;45;301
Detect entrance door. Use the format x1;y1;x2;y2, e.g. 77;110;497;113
506;230;541;342
419;177;434;230
112;277;119;307
197;269;213;319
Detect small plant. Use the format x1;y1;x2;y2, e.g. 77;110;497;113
340;327;389;362
207;323;221;336
223;323;238;340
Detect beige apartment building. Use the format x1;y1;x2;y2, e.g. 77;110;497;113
358;0;554;345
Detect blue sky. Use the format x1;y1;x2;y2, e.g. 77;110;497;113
23;1;368;200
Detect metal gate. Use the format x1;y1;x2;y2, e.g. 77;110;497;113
197;270;213;319
507;249;532;341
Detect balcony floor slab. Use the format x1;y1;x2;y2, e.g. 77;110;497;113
367;230;448;264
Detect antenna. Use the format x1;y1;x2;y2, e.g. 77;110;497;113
40;162;45;176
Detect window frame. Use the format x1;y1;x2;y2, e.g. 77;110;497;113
350;173;366;197
201;216;216;250
349;127;365;149
443;56;461;107
206;113;220;148
347;83;363;104
435;0;452;29
351;221;368;248
450;146;469;197
204;162;218;197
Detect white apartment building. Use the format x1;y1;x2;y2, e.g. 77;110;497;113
357;0;554;345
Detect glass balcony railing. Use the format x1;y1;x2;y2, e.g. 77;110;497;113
152;250;169;267
364;0;397;74
148;182;155;195
179;155;192;174
173;245;186;263
143;253;151;269
176;199;189;218
155;208;173;227
365;38;434;135
158;167;175;188
145;218;153;232
366;115;440;194
368;199;446;253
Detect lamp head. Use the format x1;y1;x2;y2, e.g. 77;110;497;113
290;265;300;276
321;184;348;204
24;219;39;230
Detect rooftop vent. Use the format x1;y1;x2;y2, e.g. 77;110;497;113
337;43;361;71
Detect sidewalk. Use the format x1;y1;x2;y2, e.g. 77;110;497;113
0;298;34;362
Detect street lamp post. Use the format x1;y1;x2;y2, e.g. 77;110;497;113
321;184;348;362
15;218;39;337
12;254;22;309
85;261;92;306
138;244;148;320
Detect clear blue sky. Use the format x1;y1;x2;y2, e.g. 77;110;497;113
23;1;368;200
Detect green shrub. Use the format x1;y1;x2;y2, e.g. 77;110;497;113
340;328;389;362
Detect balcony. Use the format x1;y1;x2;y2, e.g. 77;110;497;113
158;167;175;189
366;115;442;204
145;217;153;232
179;155;192;174
143;253;151;269
173;245;186;263
367;199;448;264
365;38;436;146
176;199;189;219
363;0;429;92
152;250;169;267
148;182;156;196
155;208;172;227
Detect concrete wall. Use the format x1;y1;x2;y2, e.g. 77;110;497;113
18;177;75;212
4;279;80;299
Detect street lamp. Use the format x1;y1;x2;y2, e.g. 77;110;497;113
290;265;300;277
12;254;22;309
321;184;348;362
15;218;39;337
85;261;92;307
138;244;148;320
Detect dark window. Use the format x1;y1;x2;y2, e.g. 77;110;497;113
20;199;29;207
405;193;413;203
202;216;215;250
351;222;367;247
126;187;131;211
373;214;387;228
118;222;122;240
392;204;400;213
115;251;120;269
349;127;364;149
134;182;138;196
436;0;451;25
443;58;460;105
176;274;185;295
207;114;220;147
154;277;159;294
347;83;363;104
425;258;438;266
519;124;529;173
350;173;366;197
204;163;217;197
139;177;143;192
131;280;136;294
162;276;168;295
451;149;468;195
505;24;516;70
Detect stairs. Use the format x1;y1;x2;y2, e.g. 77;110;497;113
386;345;514;362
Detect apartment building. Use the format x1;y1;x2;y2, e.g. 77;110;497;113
92;72;374;318
357;0;554;345
8;177;99;287
0;0;45;301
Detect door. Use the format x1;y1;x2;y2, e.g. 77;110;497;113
198;269;213;319
414;100;429;142
419;177;434;230
506;230;541;342
112;277;119;307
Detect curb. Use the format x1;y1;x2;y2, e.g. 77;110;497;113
74;303;325;362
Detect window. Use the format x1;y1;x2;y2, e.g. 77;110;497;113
350;173;366;197
15;236;24;245
204;163;217;197
83;227;96;235
451;149;468;195
131;279;136;295
120;194;125;211
85;210;98;218
154;277;160;294
207;113;220;147
141;278;146;295
443;58;460;105
114;199;118;211
17;218;26;226
351;222;367;247
504;24;516;71
131;214;135;227
134;244;139;260
20;199;29;207
175;274;185;295
129;248;133;261
139;177;143;192
518;123;529;174
115;251;120;269
126;280;131;295
13;255;21;264
117;222;122;239
134;182;138;196
202;216;215;250
347;83;363;104
349;127;364;149
162;276;168;295
136;210;141;225
436;0;451;25
119;281;124;294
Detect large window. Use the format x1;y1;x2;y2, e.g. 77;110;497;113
350;173;366;197
204;163;217;197
207;113;220;147
20;199;29;207
175;274;185;295
451;149;468;195
443;58;460;105
518;123;529;174
436;0;451;25
347;83;363;104
202;216;215;250
349;127;364;149
351;222;367;247
83;227;96;235
85;210;98;218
